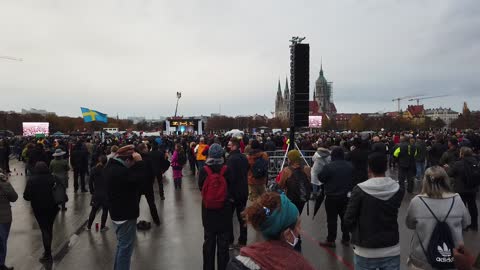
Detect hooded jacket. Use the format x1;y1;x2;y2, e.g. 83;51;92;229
344;177;404;257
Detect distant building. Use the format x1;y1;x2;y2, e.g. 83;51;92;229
274;77;290;119
21;108;56;116
335;113;357;130
425;107;459;127
404;105;425;119
313;65;337;116
274;64;337;120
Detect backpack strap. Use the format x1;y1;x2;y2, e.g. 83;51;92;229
418;196;455;222
443;196;455;222
418;197;440;222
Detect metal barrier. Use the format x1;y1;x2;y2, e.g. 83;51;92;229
265;150;316;182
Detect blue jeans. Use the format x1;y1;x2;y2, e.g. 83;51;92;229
0;223;11;266
197;161;206;172
354;255;400;270
112;220;137;270
416;161;425;179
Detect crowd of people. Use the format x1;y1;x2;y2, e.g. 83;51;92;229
0;129;478;270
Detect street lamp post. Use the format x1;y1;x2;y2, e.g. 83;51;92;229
174;92;182;117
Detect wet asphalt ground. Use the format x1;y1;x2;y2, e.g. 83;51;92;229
6;160;480;270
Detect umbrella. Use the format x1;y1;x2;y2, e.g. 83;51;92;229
312;188;325;220
225;129;244;138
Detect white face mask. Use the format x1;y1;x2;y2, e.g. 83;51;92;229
286;230;299;247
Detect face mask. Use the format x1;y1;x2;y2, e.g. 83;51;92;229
286;230;299;247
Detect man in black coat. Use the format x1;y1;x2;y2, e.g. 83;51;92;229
226;137;249;248
263;137;276;152
428;135;447;167
104;145;141;270
318;147;354;248
149;144;168;200
346;138;369;185
70;141;89;193
393;136;416;193
136;143;160;225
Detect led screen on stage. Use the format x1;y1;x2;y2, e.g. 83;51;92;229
23;122;50;136
309;116;322;128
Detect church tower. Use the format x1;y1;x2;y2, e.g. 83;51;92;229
314;63;336;115
275;80;283;118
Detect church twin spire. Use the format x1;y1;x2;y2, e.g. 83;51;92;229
276;77;290;101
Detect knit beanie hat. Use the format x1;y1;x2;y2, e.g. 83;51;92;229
287;150;301;164
208;143;224;159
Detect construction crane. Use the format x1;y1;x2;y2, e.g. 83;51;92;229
408;94;450;105
392;95;423;112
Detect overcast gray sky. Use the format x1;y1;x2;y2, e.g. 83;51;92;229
1;0;479;119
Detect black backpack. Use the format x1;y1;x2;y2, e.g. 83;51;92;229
177;150;187;166
252;156;268;179
417;196;456;269
286;166;312;204
463;159;480;189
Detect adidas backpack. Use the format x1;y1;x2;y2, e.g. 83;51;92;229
417;196;456;269
201;166;228;209
252;156;269;179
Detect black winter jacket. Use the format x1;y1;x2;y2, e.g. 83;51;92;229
447;156;479;193
90;165;108;206
24;172;58;213
318;160;354;197
429;142;447;166
396;142;416;169
70;148;89;171
226;150;249;202
346;148;369;185
104;158;140;221
344;182;404;248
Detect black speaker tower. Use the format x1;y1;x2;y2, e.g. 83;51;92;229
289;38;310;150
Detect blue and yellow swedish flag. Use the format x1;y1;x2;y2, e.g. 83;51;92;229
80;107;108;123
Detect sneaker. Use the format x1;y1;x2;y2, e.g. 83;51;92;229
319;241;336;248
100;226;109;232
160;196;165;201
228;244;235;250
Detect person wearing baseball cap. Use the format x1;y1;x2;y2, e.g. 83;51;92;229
104;145;141;270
